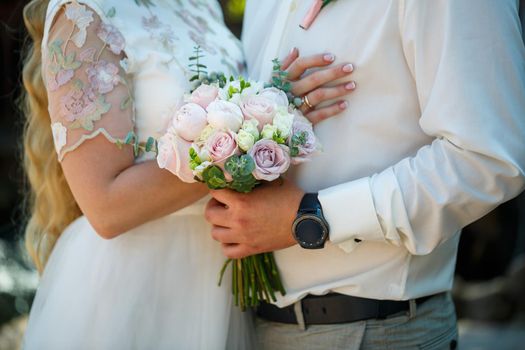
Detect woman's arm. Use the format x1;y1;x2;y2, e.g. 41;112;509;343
61;136;207;239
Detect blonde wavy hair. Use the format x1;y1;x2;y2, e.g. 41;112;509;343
21;0;82;273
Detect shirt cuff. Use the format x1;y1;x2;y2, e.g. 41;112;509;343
318;177;385;253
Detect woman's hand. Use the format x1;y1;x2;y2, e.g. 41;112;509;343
281;48;356;125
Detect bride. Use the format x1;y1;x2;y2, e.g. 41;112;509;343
21;0;355;348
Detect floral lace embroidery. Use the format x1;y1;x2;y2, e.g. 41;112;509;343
51;122;67;154
64;2;94;48
46;2;133;148
96;22;125;55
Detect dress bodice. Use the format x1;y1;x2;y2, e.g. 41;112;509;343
43;0;245;162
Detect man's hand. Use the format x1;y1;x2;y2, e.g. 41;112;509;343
204;178;304;259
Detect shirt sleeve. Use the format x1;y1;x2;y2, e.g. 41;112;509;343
43;2;134;162
320;0;525;255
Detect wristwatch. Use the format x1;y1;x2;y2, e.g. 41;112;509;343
292;193;330;249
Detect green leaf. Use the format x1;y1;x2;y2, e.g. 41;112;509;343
120;96;132;110
145;137;155;152
203;166;227;190
228;174;258;193
106;7;116;18
124;131;135;145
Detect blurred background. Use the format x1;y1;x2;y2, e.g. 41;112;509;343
1;1;524;349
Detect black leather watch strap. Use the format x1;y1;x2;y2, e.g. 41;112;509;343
298;193;321;213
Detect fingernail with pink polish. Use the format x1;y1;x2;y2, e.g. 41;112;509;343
345;81;356;90
342;63;354;73
289;47;298;55
339;101;349;109
323;53;335;62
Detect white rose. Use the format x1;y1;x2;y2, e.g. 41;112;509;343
206;100;244;132
218;79;265;102
193;160;213;180
261;124;278;140
236;129;256;152
258;87;289;107
273;107;295;139
241;118;259;140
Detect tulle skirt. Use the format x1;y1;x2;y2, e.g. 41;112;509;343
23;201;255;349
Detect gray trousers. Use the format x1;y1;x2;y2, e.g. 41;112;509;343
255;292;458;350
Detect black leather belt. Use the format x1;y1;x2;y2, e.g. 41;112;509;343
256;293;439;325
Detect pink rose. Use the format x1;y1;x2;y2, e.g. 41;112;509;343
156;133;195;183
258;87;289;107
240;95;277;130
190;84;219;109
206;100;244;132
172;103;208;142
249;139;290;181
206;130;239;163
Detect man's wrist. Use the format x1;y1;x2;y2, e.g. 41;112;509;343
292;193;330;249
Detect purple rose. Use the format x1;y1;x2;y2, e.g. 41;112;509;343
249;139;290;181
289;118;318;164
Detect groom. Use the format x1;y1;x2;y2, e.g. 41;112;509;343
205;0;525;348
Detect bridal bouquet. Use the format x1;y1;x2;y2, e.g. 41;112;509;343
123;48;320;309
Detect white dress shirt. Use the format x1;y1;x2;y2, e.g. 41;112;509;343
242;0;525;307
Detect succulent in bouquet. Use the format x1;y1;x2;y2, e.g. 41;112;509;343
120;47;321;310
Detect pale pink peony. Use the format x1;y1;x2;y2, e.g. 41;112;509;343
190;84;219;109
156;133;196;183
86;60;120;94
206;100;244;132
205;130;239;163
240;95;277;130
97;22;125;55
249;139;290;181
171;103;208;142
258;87;289;107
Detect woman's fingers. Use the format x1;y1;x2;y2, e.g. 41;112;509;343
292;63;354;96
280;47;299;71
286;53;336;80
305;100;349;126
298;81;356;114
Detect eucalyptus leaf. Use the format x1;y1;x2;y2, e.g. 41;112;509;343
124;131;135;145
106;7;116;18
203;166;227;190
145;137;155;152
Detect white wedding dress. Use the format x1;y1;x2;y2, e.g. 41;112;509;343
23;1;253;349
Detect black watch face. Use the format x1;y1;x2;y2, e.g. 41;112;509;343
295;217;326;247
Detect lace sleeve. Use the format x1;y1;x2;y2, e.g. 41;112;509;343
43;2;134;161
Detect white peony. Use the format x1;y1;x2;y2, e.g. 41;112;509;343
206;100;244;132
